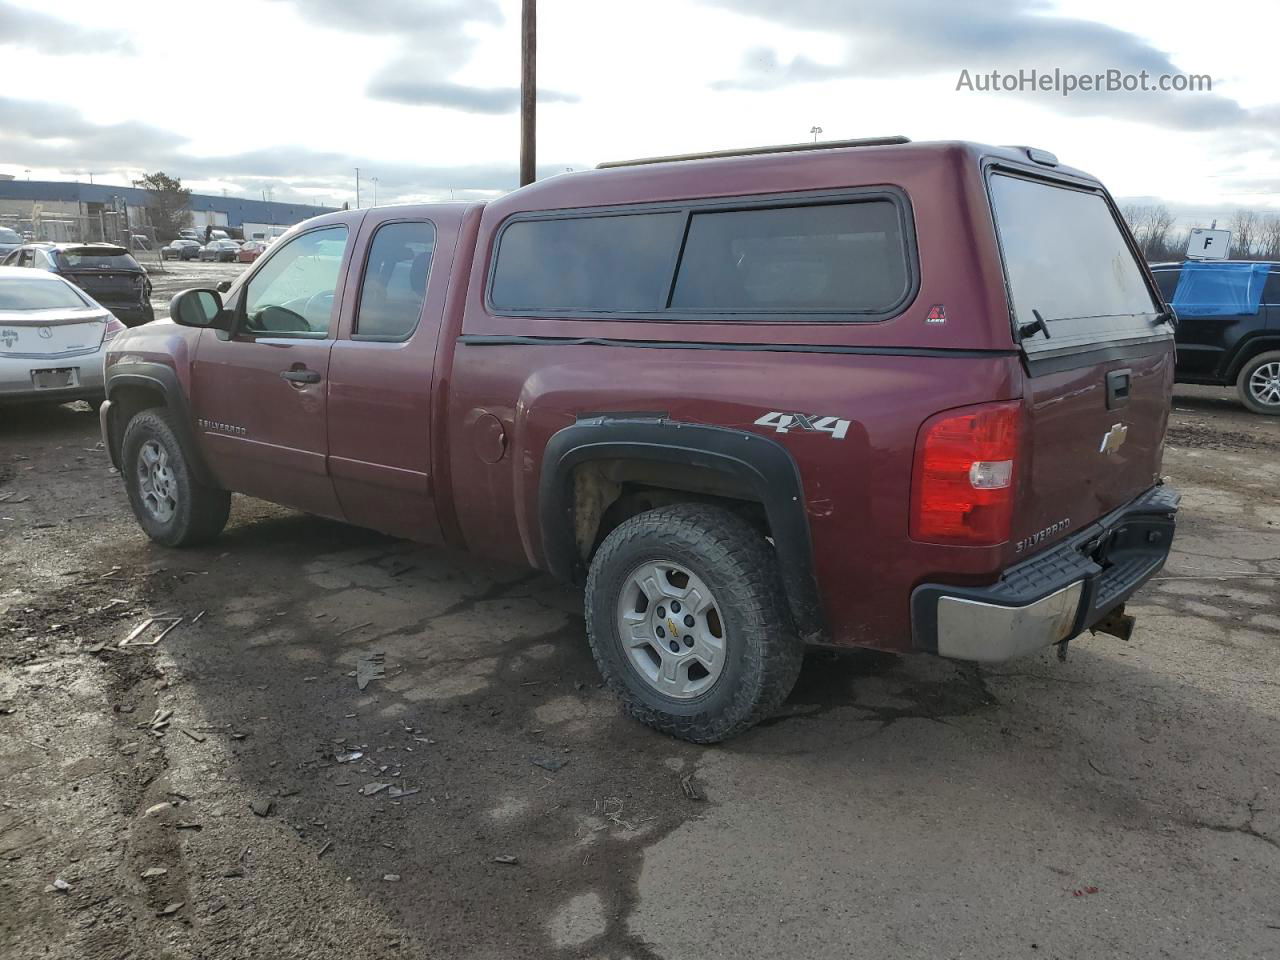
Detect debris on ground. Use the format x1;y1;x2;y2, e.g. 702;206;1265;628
180;728;206;743
250;799;274;817
145;801;175;817
141;867;168;879
383;874;401;882
531;756;566;772
493;855;519;865
317;840;333;859
355;652;386;690
119;616;183;648
158;902;184;916
680;775;706;802
334;750;364;763
46;877;71;893
361;782;390;796
387;786;420;798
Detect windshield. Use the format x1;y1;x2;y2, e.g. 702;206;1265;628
990;174;1161;353
0;227;21;244
0;277;91;310
57;247;141;270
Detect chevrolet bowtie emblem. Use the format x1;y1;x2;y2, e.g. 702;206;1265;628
1100;422;1128;455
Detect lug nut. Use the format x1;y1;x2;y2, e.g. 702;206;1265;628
684;615;695;627
669;640;680;653
656;626;666;638
671;601;681;613
683;635;694;648
656;606;666;618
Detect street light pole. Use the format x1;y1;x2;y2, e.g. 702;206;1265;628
519;0;536;187
354;167;361;208
371;177;379;207
810;125;823;143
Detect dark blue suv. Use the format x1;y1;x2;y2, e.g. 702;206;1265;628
1151;260;1280;414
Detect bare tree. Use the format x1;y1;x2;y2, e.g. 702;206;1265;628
1258;214;1280;261
1229;209;1259;259
1120;204;1177;261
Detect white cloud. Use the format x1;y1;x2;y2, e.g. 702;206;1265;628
0;0;1274;216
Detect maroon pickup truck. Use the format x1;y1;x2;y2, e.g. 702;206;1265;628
100;137;1179;742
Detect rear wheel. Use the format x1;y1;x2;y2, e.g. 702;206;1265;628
585;503;803;743
121;408;230;546
1237;351;1280;416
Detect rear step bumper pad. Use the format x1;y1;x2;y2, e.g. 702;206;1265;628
911;483;1180;662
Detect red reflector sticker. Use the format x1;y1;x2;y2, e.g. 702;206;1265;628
925;304;946;324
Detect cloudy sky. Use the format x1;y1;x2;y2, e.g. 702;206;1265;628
1;0;1276;222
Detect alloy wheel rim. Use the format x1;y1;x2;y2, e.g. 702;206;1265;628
615;560;726;700
1248;361;1280;407
137;440;178;522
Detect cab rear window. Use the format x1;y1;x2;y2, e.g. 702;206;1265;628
489;194;913;319
990;174;1161;353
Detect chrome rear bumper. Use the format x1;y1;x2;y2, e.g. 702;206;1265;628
912;484;1179;662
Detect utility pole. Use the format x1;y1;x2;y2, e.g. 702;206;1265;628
371;177;379;207
519;0;536;187
355;167;361;208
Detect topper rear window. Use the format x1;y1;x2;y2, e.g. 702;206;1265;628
989;173;1162;353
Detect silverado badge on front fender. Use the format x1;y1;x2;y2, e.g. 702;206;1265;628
1100;422;1128;455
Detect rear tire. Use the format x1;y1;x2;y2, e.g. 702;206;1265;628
1237;351;1280;416
121;408;230;546
585;503;803;743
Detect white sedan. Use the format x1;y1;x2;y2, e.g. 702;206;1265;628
0;266;125;405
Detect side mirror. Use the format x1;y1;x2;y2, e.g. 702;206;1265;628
216;280;232;293
170;288;227;329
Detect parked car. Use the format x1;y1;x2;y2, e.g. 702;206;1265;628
1;242;154;326
0;226;22;259
0;266;125;404
237;240;268;263
198;239;241;263
161;239;202;261
178;229;202;242
100;138;1180;742
1150;260;1280;415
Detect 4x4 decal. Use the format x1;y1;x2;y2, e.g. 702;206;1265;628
754;411;851;440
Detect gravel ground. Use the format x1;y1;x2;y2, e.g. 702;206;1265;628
0;374;1277;960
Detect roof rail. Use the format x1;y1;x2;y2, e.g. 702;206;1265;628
596;136;911;169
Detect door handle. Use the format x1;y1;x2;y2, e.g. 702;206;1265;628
280;368;321;385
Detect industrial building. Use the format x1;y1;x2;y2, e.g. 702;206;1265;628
0;177;337;244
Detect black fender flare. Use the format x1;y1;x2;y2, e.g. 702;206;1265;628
103;361;216;485
539;417;826;642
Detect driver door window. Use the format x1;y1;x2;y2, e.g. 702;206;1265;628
243;225;348;336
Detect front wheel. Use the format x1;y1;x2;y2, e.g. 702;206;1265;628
1237;351;1280;416
585;503;803;743
121;408;230;546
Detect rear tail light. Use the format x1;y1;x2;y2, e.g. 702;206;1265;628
910;400;1021;546
103;316;126;341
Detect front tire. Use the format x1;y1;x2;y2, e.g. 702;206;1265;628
585;503;803;743
121;408;230;546
1237;351;1280;416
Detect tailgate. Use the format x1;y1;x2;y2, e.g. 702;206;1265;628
1018;342;1173;555
988;169;1173;561
65;269;140;301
